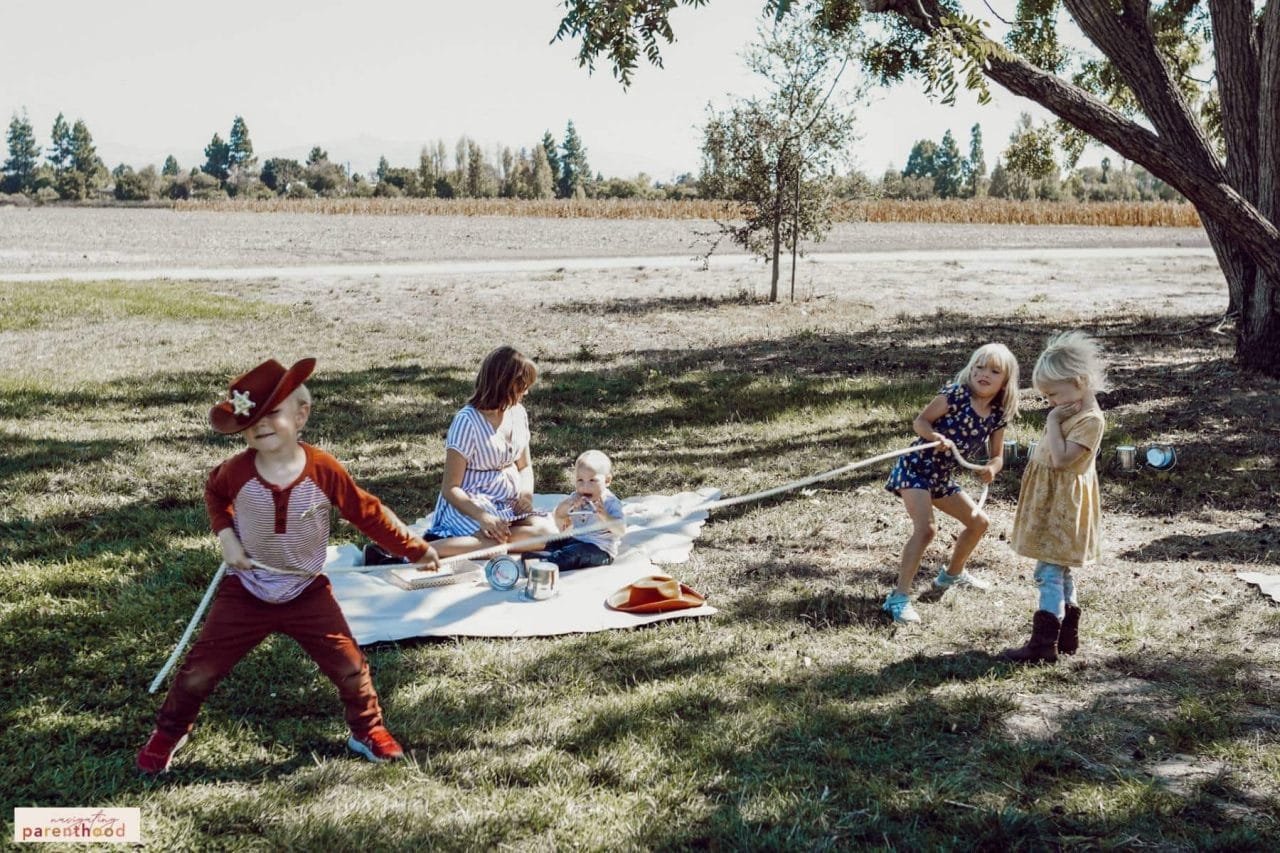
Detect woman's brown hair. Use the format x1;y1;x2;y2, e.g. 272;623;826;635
468;346;538;411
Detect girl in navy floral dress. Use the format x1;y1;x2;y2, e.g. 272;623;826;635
882;343;1020;623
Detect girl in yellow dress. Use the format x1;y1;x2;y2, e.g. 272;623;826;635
1002;331;1110;664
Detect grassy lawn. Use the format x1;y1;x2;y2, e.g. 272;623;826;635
1;273;1278;850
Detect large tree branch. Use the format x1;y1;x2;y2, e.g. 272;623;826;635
1063;0;1221;173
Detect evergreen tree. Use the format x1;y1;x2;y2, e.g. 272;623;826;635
162;155;180;176
48;113;73;173
932;129;963;198
540;131;561;196
203;133;231;180
965;122;986;197
558;120;590;199
531;143;555;199
261;158;303;193
902;139;937;179
69;119;103;194
988;158;1010;199
377;155;389;182
227;116;256;170
306;146;328;166
2;111;40;194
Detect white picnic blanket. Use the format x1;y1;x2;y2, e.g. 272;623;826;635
328;490;719;643
1238;572;1280;605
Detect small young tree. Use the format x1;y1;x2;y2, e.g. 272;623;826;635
2;111;40;194
700;7;861;301
161;155;181;177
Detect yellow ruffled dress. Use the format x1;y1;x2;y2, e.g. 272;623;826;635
1010;408;1106;567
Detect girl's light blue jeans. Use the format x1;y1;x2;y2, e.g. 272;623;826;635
1034;561;1078;620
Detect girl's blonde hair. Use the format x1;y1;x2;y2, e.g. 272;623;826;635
954;342;1020;421
1032;331;1112;394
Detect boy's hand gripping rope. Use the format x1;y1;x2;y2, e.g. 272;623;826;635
147;441;988;691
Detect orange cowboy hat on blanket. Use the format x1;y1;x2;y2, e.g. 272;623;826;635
606;575;706;613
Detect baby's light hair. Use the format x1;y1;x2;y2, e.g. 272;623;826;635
1032;331;1112;394
576;449;613;477
289;384;312;408
954;342;1020;421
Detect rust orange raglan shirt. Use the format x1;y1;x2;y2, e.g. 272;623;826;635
205;442;428;603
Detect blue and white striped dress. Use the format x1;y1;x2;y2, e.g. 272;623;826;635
428;404;533;537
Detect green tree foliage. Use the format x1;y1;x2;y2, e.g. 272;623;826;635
47;113;73;174
228;116;256;171
2;111;40;194
113;165;156;201
162;155;180;177
1003;112;1060;200
987;158;1010;199
531;143;555;199
932;129;963;198
540;131;562;196
558;121;591;198
306;146;328;167
964;122;986;197
203;133;231;181
901;139;936;179
260;158;303;194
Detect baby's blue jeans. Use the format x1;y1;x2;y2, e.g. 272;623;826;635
1034;561;1079;620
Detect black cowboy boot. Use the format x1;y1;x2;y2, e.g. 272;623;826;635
1000;610;1060;664
1058;605;1081;655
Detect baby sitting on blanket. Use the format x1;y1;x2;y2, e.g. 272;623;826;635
541;450;626;570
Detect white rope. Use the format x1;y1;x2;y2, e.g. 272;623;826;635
272;439;991;576
148;564;226;694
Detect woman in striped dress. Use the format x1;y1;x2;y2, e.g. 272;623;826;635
427;346;558;556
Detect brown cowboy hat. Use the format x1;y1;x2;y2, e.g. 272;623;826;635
606;575;706;613
209;357;316;435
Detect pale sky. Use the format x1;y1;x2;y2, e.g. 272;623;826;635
2;1;1103;181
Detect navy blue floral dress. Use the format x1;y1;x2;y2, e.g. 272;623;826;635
885;382;1006;499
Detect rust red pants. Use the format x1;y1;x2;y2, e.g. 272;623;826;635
155;574;384;738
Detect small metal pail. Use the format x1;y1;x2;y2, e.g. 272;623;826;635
524;559;559;600
1145;445;1176;470
1002;439;1018;463
1116;445;1137;471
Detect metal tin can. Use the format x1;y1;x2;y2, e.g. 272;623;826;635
1116;445;1137;471
524;559;559;600
1003;438;1018;462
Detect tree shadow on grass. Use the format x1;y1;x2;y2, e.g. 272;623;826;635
1119;525;1280;564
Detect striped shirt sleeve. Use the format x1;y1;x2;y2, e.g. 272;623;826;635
444;407;480;461
204;450;255;533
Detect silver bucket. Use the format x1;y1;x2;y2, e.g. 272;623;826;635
1116;445;1137;471
524;559;559;600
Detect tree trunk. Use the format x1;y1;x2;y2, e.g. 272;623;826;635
770;214;782;303
790;165;800;302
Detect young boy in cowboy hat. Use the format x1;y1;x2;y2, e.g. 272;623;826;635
136;357;440;774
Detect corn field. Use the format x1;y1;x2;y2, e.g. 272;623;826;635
177;196;1201;227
